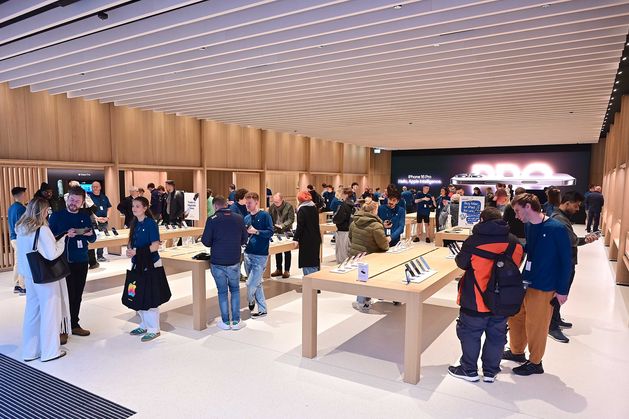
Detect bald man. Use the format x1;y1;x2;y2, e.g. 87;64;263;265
268;193;295;278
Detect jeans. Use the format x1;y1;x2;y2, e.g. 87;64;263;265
275;251;291;272
211;263;241;323
244;253;268;313
456;311;508;375
302;266;320;276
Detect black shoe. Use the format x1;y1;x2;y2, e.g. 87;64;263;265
425;237;431;243
248;301;255;311
89;262;100;270
14;286;26;295
502;349;527;363
447;365;479;382
252;312;267;318
585;229;591;233
548;329;569;343
512;360;544;376
412;237;420;242
558;319;573;329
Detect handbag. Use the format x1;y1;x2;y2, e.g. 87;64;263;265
122;247;171;311
26;227;70;284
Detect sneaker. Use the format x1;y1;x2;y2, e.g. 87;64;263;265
231;320;246;330
512;360;544;376
216;320;231;330
141;332;160;342
13;285;21;294
97;256;108;262
17;286;26;295
412;237;420;242
548;329;569;343
89;262;100;270
251;312;267;318
426;237;431;244
130;327;147;336
248;301;255;311
72;327;91;337
447;365;480;382
502;349;527;363
282;271;290;279
270;269;282;277
483;373;497;383
352;302;371;313
558;319;573;329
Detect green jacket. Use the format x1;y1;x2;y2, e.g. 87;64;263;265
349;211;389;256
269;201;295;233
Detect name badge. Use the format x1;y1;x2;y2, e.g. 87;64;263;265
525;261;532;271
100;206;104;211
77;240;83;249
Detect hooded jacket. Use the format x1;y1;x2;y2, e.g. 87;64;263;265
455;219;524;316
348;211;389;256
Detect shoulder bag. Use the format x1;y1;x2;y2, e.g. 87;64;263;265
26;227;70;284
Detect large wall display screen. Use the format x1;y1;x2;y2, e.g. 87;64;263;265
391;145;592;195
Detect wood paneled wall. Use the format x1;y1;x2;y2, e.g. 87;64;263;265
343;143;369;174
266;171;299;206
600;94;629;285
310;138;342;173
0;166;47;270
207;171;234;198
265;131;307;171
202;121;263;170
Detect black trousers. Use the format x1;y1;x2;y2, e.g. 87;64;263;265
586;211;601;232
456;312;508;375
549;269;576;331
67;262;89;329
275;251;291;272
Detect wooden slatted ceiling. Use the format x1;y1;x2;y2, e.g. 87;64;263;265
0;0;626;149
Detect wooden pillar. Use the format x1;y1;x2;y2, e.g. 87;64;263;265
193;169;207;227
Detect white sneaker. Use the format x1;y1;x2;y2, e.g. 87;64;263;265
352;302;371;313
216;320;231;330
231;320;246;330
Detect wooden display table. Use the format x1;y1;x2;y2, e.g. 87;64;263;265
301;245;461;384
319;223;338;259
88;226;205;250
319;211;333;225
404;212;436;241
434;227;472;247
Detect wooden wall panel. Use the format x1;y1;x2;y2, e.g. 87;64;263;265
167;170;194;193
310;138;341;173
343;143;369;174
265;130;307;171
234;172;261;195
113;106;201;167
266;171;299;206
203;121;262;170
207;170;234;198
0;166;46;270
589;141;605;187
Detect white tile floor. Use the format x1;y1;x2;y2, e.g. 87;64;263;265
2;226;629;418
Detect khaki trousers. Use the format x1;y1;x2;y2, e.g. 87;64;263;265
10;240;25;288
507;288;554;364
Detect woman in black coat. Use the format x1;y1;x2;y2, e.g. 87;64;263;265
294;191;321;276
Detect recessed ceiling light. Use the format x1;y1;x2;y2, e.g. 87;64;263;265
433;43;440;47
611;97;615;100
619;71;624;74
614;88;618;92
623;57;627;61
79;72;85;76
200;47;206;50
393;4;403;9
615;80;620;84
542;3;551;8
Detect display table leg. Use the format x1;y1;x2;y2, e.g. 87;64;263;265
404;296;423;384
191;264;208;331
302;279;318;358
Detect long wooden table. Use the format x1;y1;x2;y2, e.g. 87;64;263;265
302;245;461;384
434;227;472;247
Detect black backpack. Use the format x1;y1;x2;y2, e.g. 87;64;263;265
469;242;525;317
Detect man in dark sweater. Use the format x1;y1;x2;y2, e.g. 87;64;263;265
585;186;604;233
503;187;526;245
503;194;572;376
49;186;97;337
547;191;598;343
202;196;249;330
448;207;524;383
243;192;274;318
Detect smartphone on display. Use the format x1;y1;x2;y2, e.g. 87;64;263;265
111;227;119;236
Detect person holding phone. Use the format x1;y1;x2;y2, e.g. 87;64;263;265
377;189;405;245
49;186;96;338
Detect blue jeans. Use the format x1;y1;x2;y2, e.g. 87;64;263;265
302;266;319;276
211;263;241;323
456;311;508;375
244;253;268;313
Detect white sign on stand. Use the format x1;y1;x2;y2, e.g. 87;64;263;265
458;196;485;227
184;192;200;221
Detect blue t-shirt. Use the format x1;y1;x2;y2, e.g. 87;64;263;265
415;192;433;215
244;211;274;256
377;204;406;245
8;201;26;240
130;217;160;264
88;192;112;218
49;209;97;263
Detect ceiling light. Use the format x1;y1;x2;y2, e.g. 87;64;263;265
200;47;206;50
619;71;623;74
615;80;620;84
79;72;85;76
623;57;627;61
393;4;403;9
614;88;618;92
97;11;108;20
433;43;440;47
541;3;551;8
374;148;382;154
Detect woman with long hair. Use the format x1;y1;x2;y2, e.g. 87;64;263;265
125;196;163;342
15;197;69;362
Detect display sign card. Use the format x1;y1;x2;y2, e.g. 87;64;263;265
458;196;485;227
184;192;200;221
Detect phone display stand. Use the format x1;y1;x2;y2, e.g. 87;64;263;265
403;256;436;283
404;269;437;284
446;242;462;259
387;239;413;254
331;254;366;274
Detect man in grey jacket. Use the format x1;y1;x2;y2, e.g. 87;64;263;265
269;193;295;278
548;191;598;343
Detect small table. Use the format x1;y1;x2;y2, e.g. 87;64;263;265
263;238;299;278
319;211;333;225
434;227;472;247
302;246;461;384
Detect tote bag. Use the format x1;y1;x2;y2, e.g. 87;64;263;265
26;228;70;284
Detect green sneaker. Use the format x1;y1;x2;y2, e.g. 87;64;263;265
231;320;246;330
130;327;147;336
141;332;160;342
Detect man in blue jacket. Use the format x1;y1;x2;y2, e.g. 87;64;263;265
243;192;274;318
502;193;572;376
49;186;97;337
202;196;248;331
378;190;406;245
8;186;27;294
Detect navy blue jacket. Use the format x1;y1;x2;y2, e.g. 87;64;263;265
229;202;248;218
585;192;604;213
378;204;406;245
201;209;248;266
244;211;274;256
49;209;97;263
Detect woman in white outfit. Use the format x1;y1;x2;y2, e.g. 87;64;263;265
16;197;69;362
